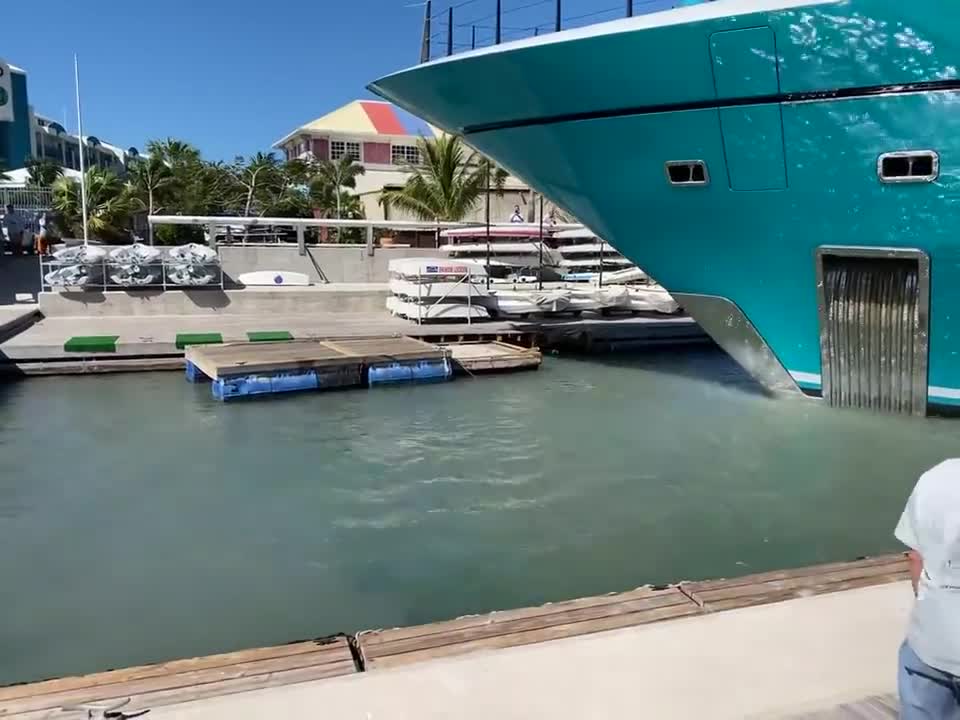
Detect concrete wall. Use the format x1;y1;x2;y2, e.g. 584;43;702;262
38;286;391;318
218;244;439;284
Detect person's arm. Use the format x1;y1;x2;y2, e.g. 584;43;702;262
907;550;923;596
895;484;922;596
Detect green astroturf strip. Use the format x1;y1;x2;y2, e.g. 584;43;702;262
247;330;294;342
64;335;119;353
175;333;223;350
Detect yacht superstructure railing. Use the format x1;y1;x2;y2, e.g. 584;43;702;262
418;0;715;63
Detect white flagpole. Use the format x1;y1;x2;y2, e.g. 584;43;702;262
74;54;89;246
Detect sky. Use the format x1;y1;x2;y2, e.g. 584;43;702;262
3;0;677;161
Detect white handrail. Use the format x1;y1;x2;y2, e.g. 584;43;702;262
148;215;584;231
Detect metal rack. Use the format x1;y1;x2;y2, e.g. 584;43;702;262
38;252;225;293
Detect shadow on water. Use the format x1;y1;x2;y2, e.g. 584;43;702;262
552;343;770;398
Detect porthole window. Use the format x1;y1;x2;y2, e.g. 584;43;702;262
878;151;939;184
666;160;709;186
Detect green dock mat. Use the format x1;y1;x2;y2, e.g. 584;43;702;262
176;333;223;350
247;330;294;342
64;335;119;353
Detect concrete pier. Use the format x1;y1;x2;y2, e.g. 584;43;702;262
0;285;706;374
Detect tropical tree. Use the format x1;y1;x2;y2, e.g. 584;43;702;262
52;167;144;241
380;134;504;222
229;152;286;217
261;161;314;218
311;156;365;220
26;159;63;187
127;154;174;243
148;138;201;169
308;181;365;242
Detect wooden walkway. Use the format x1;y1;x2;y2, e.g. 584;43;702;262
357;554;908;670
0;554;909;717
185;335;445;380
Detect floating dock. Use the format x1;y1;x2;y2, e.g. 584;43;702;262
446;341;542;374
0;554;908;718
185;336;454;399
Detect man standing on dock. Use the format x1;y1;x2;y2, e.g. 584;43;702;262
895;459;960;719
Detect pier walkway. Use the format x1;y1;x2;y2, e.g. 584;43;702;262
145;583;909;720
1;555;911;719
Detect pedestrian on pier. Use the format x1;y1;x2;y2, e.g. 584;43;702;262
896;459;960;719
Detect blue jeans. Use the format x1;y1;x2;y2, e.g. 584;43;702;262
899;641;960;719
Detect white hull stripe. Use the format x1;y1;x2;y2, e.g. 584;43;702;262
789;372;960;403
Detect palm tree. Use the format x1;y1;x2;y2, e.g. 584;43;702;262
147;138;201;168
231;152;284;217
127;155;174;244
311;156;365;220
26;159;63;187
380;134;503;222
52;167;143;241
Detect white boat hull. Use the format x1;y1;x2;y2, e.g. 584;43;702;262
389;277;492;301
386;296;490;321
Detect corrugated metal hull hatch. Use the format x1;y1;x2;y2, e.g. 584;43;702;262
816;247;929;416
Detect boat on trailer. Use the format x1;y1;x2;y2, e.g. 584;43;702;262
371;0;958;416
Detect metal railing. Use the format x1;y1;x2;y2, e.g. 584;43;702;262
148;216;583;258
419;0;714;63
0;187;53;214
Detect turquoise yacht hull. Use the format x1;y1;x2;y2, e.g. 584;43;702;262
371;0;960;414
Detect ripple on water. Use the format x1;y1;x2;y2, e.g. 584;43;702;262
0;352;950;687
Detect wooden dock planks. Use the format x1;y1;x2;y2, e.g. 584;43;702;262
185;335;446;380
446;341;542;373
357;586;700;670
680;554;909;612
0;636;355;718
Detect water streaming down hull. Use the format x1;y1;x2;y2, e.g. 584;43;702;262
370;0;960;413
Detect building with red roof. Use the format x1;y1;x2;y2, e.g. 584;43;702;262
273;99;534;229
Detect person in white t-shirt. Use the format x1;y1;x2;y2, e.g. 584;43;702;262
895;459;960;718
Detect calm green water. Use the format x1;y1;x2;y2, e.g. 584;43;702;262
0;349;953;684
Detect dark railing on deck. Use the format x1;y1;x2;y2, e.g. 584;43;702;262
420;0;713;63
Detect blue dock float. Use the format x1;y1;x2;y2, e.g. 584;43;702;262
185;360;209;383
368;358;452;385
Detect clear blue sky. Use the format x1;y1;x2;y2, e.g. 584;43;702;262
4;0;675;161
